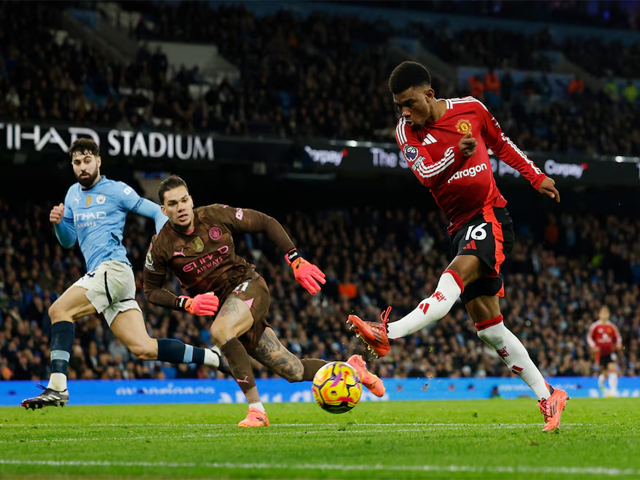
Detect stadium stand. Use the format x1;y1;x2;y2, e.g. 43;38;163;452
3;1;640;154
1;196;638;382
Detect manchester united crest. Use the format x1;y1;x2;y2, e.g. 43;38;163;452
191;237;204;252
455;119;472;134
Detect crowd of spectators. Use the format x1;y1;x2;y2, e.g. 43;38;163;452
360;0;640;32
461;72;640;155
1;195;639;384
123;2;640;154
0;1;242;135
3;1;640;155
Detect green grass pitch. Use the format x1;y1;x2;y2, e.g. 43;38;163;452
0;399;638;480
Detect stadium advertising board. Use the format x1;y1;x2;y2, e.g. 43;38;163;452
0;122;215;161
302;141;640;186
1;122;637;186
1;377;637;406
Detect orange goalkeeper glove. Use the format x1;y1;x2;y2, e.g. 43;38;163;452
176;292;219;315
286;248;326;295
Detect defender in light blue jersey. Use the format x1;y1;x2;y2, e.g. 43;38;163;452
57;173;166;273
22;139;225;410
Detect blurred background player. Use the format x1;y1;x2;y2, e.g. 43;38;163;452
21;140;223;409
347;61;568;432
587;305;622;397
143;175;385;427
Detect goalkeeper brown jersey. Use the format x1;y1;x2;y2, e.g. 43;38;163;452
143;204;294;308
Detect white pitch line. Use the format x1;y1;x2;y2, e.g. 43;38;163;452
0;428;463;444
0;459;637;477
0;424;593;445
0;422;592;428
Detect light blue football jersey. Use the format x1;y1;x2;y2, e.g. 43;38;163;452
55;176;167;272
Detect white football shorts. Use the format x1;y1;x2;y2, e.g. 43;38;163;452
73;260;141;326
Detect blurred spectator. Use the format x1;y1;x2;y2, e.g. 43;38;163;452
622;80;638;104
468;75;485;101
501;70;514;103
338;276;357;300
484;68;501;109
602;76;620;102
568;76;585;97
538;73;552;98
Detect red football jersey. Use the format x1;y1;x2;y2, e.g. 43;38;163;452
587;320;622;355
395;96;547;234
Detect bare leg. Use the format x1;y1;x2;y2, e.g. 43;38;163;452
210;297;259;403
47;286;97;390
253;328;327;382
110;309;158;360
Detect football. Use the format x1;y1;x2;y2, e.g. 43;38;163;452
312;361;362;414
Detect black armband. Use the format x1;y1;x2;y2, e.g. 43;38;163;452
175;295;190;310
285;248;301;265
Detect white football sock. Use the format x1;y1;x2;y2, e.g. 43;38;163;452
476;317;551;400
608;372;618;395
204;347;221;368
387;270;463;339
249;402;266;413
598;373;606;391
47;372;68;391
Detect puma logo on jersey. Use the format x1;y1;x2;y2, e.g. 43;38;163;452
422;133;437;145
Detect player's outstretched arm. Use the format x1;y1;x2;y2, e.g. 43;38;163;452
51;202;77;248
216;205;326;295
476;100;550;192
116;181;168;233
132;198;169;233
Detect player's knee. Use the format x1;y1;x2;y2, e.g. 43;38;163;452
128;342;157;360
48;301;67;323
210;322;234;346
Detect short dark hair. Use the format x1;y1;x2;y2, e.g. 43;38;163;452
388;61;432;94
69;138;99;159
158;174;188;204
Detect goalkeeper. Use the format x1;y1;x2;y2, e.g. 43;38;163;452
142;175;385;428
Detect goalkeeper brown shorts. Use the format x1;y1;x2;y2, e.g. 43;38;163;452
224;271;271;354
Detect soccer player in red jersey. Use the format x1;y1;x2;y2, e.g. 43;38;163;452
587;306;622;397
347;61;568;431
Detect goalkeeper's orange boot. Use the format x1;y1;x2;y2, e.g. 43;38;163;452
238;407;270;427
346;306;392;358
538;383;569;432
347;355;385;397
